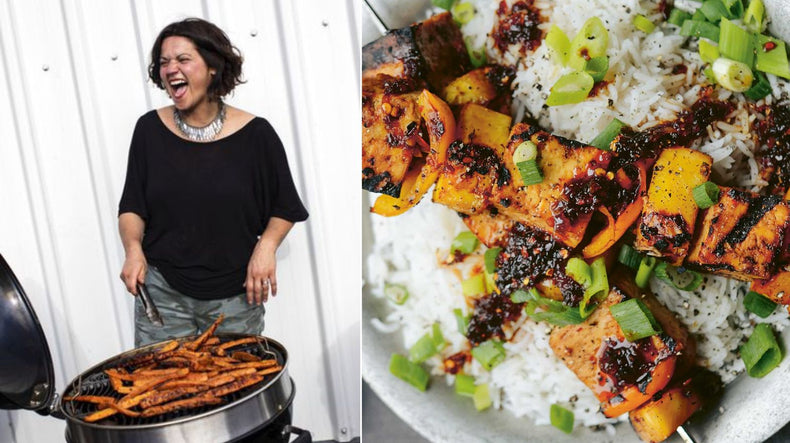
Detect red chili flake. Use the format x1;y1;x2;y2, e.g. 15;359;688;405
764;41;778;52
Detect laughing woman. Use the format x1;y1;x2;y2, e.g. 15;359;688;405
118;18;309;346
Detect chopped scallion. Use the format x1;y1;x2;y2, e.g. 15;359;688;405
513;141;538;163
471;340;506;370
550;404;575;434
589;118;626;151
455;374;476;397
568;17;609;71
473;383;492;411
609;298;663;341
465;38;487;68
524;288;585;326
755;35;790;80
484;247;501;273
432;323;447;349
692;181;720;208
654;262;703;291
546;71;595;106
741;323;783;377
517;159;544;185
579;257;608;318
744;291;777;318
692;9;707;22
584;56;609;82
617;244;642;269
431;0;456;11
700;0;732;23
389;354;430;391
510;288;530;303
565;257;592;288
722;0;744;19
718;18;754;66
745;70;772;100
409;333;438;363
699;39;721;64
744;0;765;33
668;9;692;27
546;25;571;66
451;231;479;255
680;20;721;41
703;66;717;83
453;308;469;335
384;283;409;305
633;14;656;34
484;270;498;293
635;255;658;288
712;58;754;92
451;2;475;25
462;274;486;296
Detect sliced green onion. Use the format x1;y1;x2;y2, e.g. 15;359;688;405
692;10;707;22
524;288;585;326
455;374;476;397
484;247;501;273
513;141;538;163
451;231;479;255
409;333;438;363
389;354;430;391
453;308;469;335
700;0;732;23
755;35;790;80
462;274;486;296
451;2;475;25
431;0;456;11
465;38;487;68
740;323;783;377
680;20;721;41
510;288;531;303
589;118;626;151
568;17;609;71
484;270;497;293
722;0;744;19
384;283;409;305
471;340;506;370
633;14;656;33
718;18;754;66
609;298;663;341
565;257;592;288
668;9;692;27
517;159;544;185
546;24;571;65
744;0;765;33
636;255;658;288
699;39;721;64
584;56;609;82
432;323;447;349
703;66;717;83
712;57;754;92
654;262;703;291
618;244;642;269
546;71;595;106
744;291;777;318
473;383;492;411
550;404;575;434
692;181;720;208
580;257;609;318
745;70;772;100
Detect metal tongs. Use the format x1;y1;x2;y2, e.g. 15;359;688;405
137;283;164;327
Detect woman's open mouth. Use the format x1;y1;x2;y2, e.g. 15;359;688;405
169;79;188;100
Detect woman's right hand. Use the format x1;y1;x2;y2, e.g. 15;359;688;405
120;250;147;296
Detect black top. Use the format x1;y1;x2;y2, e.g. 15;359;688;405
118;110;309;300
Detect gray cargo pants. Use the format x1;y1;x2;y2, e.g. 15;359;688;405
134;266;265;347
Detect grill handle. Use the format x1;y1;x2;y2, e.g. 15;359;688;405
137;283;164;327
282;425;312;443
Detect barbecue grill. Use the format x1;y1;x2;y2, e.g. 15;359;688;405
0;254;311;442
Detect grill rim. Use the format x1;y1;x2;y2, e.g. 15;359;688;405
58;332;290;430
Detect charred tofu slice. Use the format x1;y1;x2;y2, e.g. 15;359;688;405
549;269;693;418
493;124;612;248
361;76;423;197
635;147;712;265
432;104;512;214
461;210;515;248
362;12;471;92
687;187;790;280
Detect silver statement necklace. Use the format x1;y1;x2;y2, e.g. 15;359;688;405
173;101;226;142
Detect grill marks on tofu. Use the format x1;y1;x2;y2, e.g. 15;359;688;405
688;187;790;280
495;124;612;248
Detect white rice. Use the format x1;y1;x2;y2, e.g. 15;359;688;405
365;0;790;432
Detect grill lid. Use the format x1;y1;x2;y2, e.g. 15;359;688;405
0;254;56;413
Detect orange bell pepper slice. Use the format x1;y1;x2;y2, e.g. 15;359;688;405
583;161;648;258
601;355;676;417
371;90;455;216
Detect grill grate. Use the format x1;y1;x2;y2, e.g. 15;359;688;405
62;336;284;426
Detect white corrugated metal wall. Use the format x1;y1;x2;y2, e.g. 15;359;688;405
0;0;360;441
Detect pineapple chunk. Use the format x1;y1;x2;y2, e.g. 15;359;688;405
443;66;513;107
629;385;702;443
635;147;712;265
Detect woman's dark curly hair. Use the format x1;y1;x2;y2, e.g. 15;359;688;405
148;18;244;100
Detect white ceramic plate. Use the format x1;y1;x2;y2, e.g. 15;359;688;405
361;2;790;441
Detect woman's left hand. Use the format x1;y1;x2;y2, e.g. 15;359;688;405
245;241;278;305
